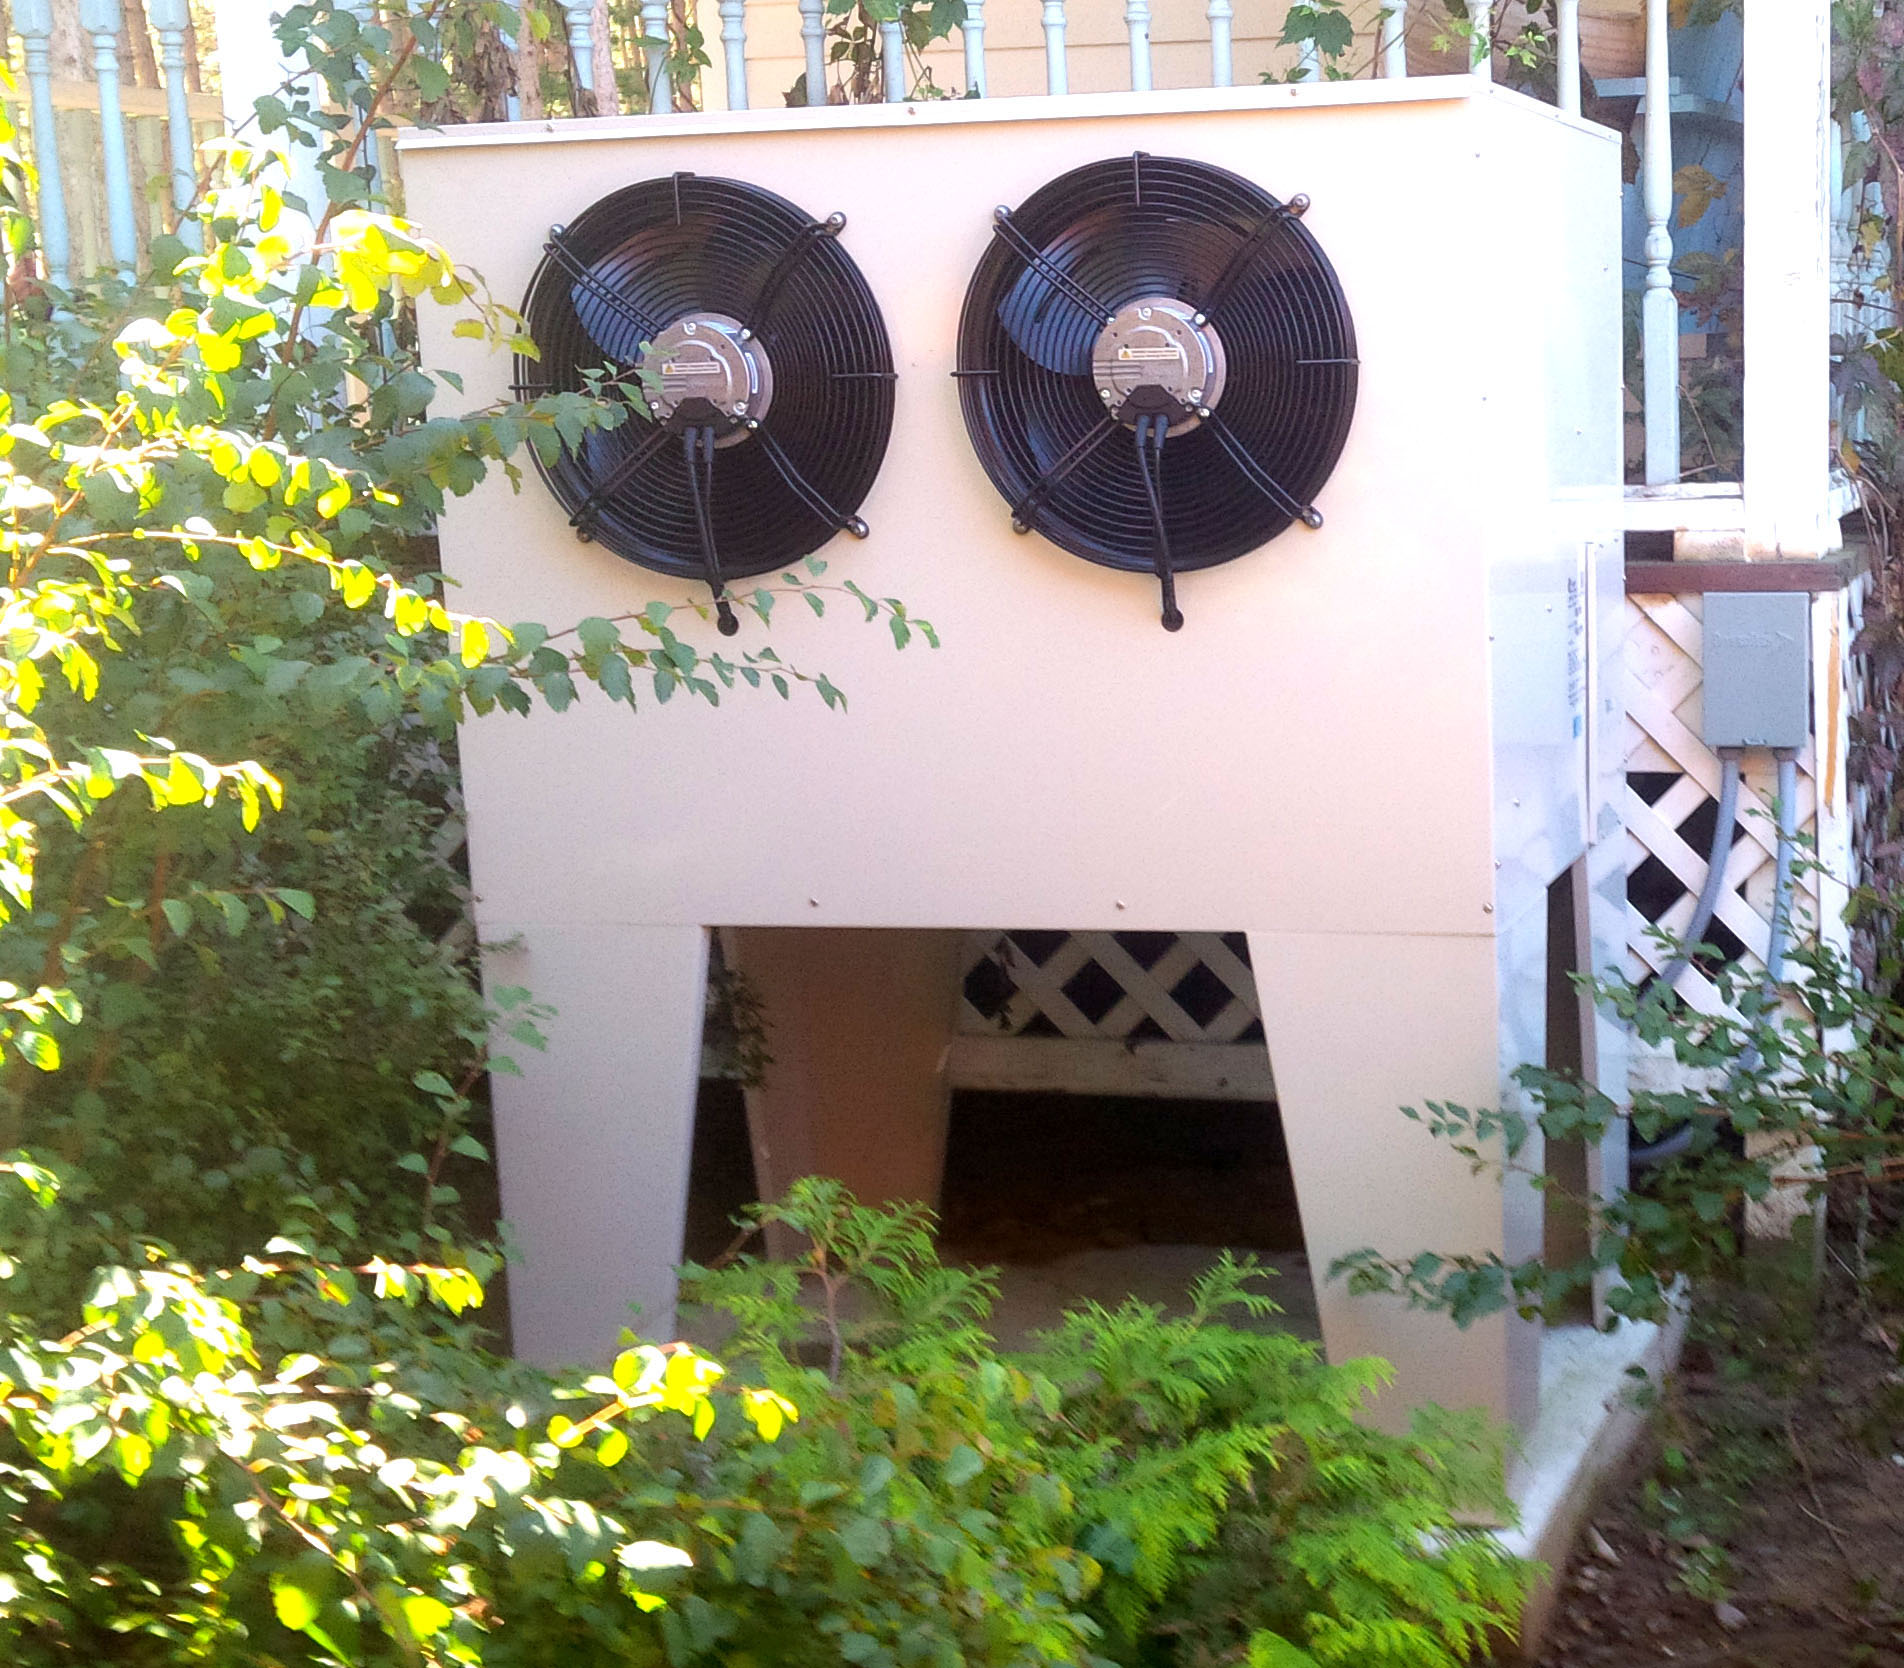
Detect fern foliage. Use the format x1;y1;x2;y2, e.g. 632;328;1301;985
685;1182;1534;1666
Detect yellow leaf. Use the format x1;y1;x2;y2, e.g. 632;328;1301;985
195;332;242;373
458;618;490;668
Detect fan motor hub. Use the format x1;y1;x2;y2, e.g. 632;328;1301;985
640;312;774;445
1091;298;1226;435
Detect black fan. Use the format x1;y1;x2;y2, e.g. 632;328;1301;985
956;153;1358;631
517;173;895;633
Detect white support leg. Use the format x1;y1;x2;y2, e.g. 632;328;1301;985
1250;929;1540;1431
485;923;710;1365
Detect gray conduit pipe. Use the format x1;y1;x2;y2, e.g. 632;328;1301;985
1630;750;1801;1171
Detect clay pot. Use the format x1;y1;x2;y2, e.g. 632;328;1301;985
1404;0;1644;84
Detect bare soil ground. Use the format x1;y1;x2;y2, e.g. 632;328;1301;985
1527;1244;1904;1668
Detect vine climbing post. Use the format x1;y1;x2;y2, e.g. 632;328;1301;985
1381;0;1408;80
563;2;596;104
800;0;826;104
1642;0;1679;484
149;0;199;230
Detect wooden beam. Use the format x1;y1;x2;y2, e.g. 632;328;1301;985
944;1037;1274;1101
1625;559;1852;594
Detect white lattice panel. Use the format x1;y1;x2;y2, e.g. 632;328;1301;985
1623;589;1854;1017
947;930;1274;1100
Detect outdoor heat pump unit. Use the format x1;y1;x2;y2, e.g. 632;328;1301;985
400;80;1630;1431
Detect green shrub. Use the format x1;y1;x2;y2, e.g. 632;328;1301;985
686;1179;1534;1667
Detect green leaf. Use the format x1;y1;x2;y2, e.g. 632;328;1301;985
160;897;194;936
836;1516;892;1568
15;1031;59;1072
277;889;317;922
271;1572;321;1633
412;1069;455;1097
399;1593;454;1639
941;1444;984;1488
1248;1632;1323;1668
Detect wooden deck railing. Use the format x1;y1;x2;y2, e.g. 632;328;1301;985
9;0;1849;547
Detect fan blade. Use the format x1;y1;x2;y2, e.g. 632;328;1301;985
997;266;1096;377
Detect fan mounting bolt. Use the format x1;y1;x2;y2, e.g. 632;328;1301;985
1138;305;1153;319
734;402;748;415
1099;388;1114;403
684;320;698;334
739;327;753;341
1188;388;1203;403
744;418;760;430
1196;407;1212;419
1192;312;1208;326
826;211;847;230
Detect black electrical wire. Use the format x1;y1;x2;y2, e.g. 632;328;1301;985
683;424;740;636
1134;415;1183;630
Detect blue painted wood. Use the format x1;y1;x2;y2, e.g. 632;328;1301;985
15;0;70;288
149;0;198;228
1124;0;1150;91
800;0;827;104
563;3;596;104
880;20;905;100
721;0;750;109
79;0;136;278
642;0;673;110
1205;0;1232;87
1042;0;1068;94
964;0;988;96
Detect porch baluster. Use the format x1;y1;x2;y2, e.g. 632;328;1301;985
1465;0;1490;78
499;22;523;119
1206;0;1232;87
562;4;596;105
1641;0;1679;481
81;0;137;278
15;0;70;289
801;0;827;104
1557;0;1580;113
964;0;988;96
642;0;674;110
1043;0;1069;95
149;0;198;229
1297;38;1320;79
881;20;905;100
1381;0;1407;78
722;0;750;108
1125;0;1152;92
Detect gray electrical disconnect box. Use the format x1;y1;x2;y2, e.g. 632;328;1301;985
1701;591;1811;750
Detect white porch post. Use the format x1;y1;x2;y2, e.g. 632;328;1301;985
485;924;710;1364
1556;0;1580;115
1742;0;1833;557
1641;0;1679;484
211;0;324;243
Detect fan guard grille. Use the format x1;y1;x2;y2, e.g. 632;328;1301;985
956;153;1358;578
518;174;895;584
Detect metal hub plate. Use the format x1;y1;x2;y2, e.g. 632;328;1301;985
1091;297;1226;435
639;312;773;445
